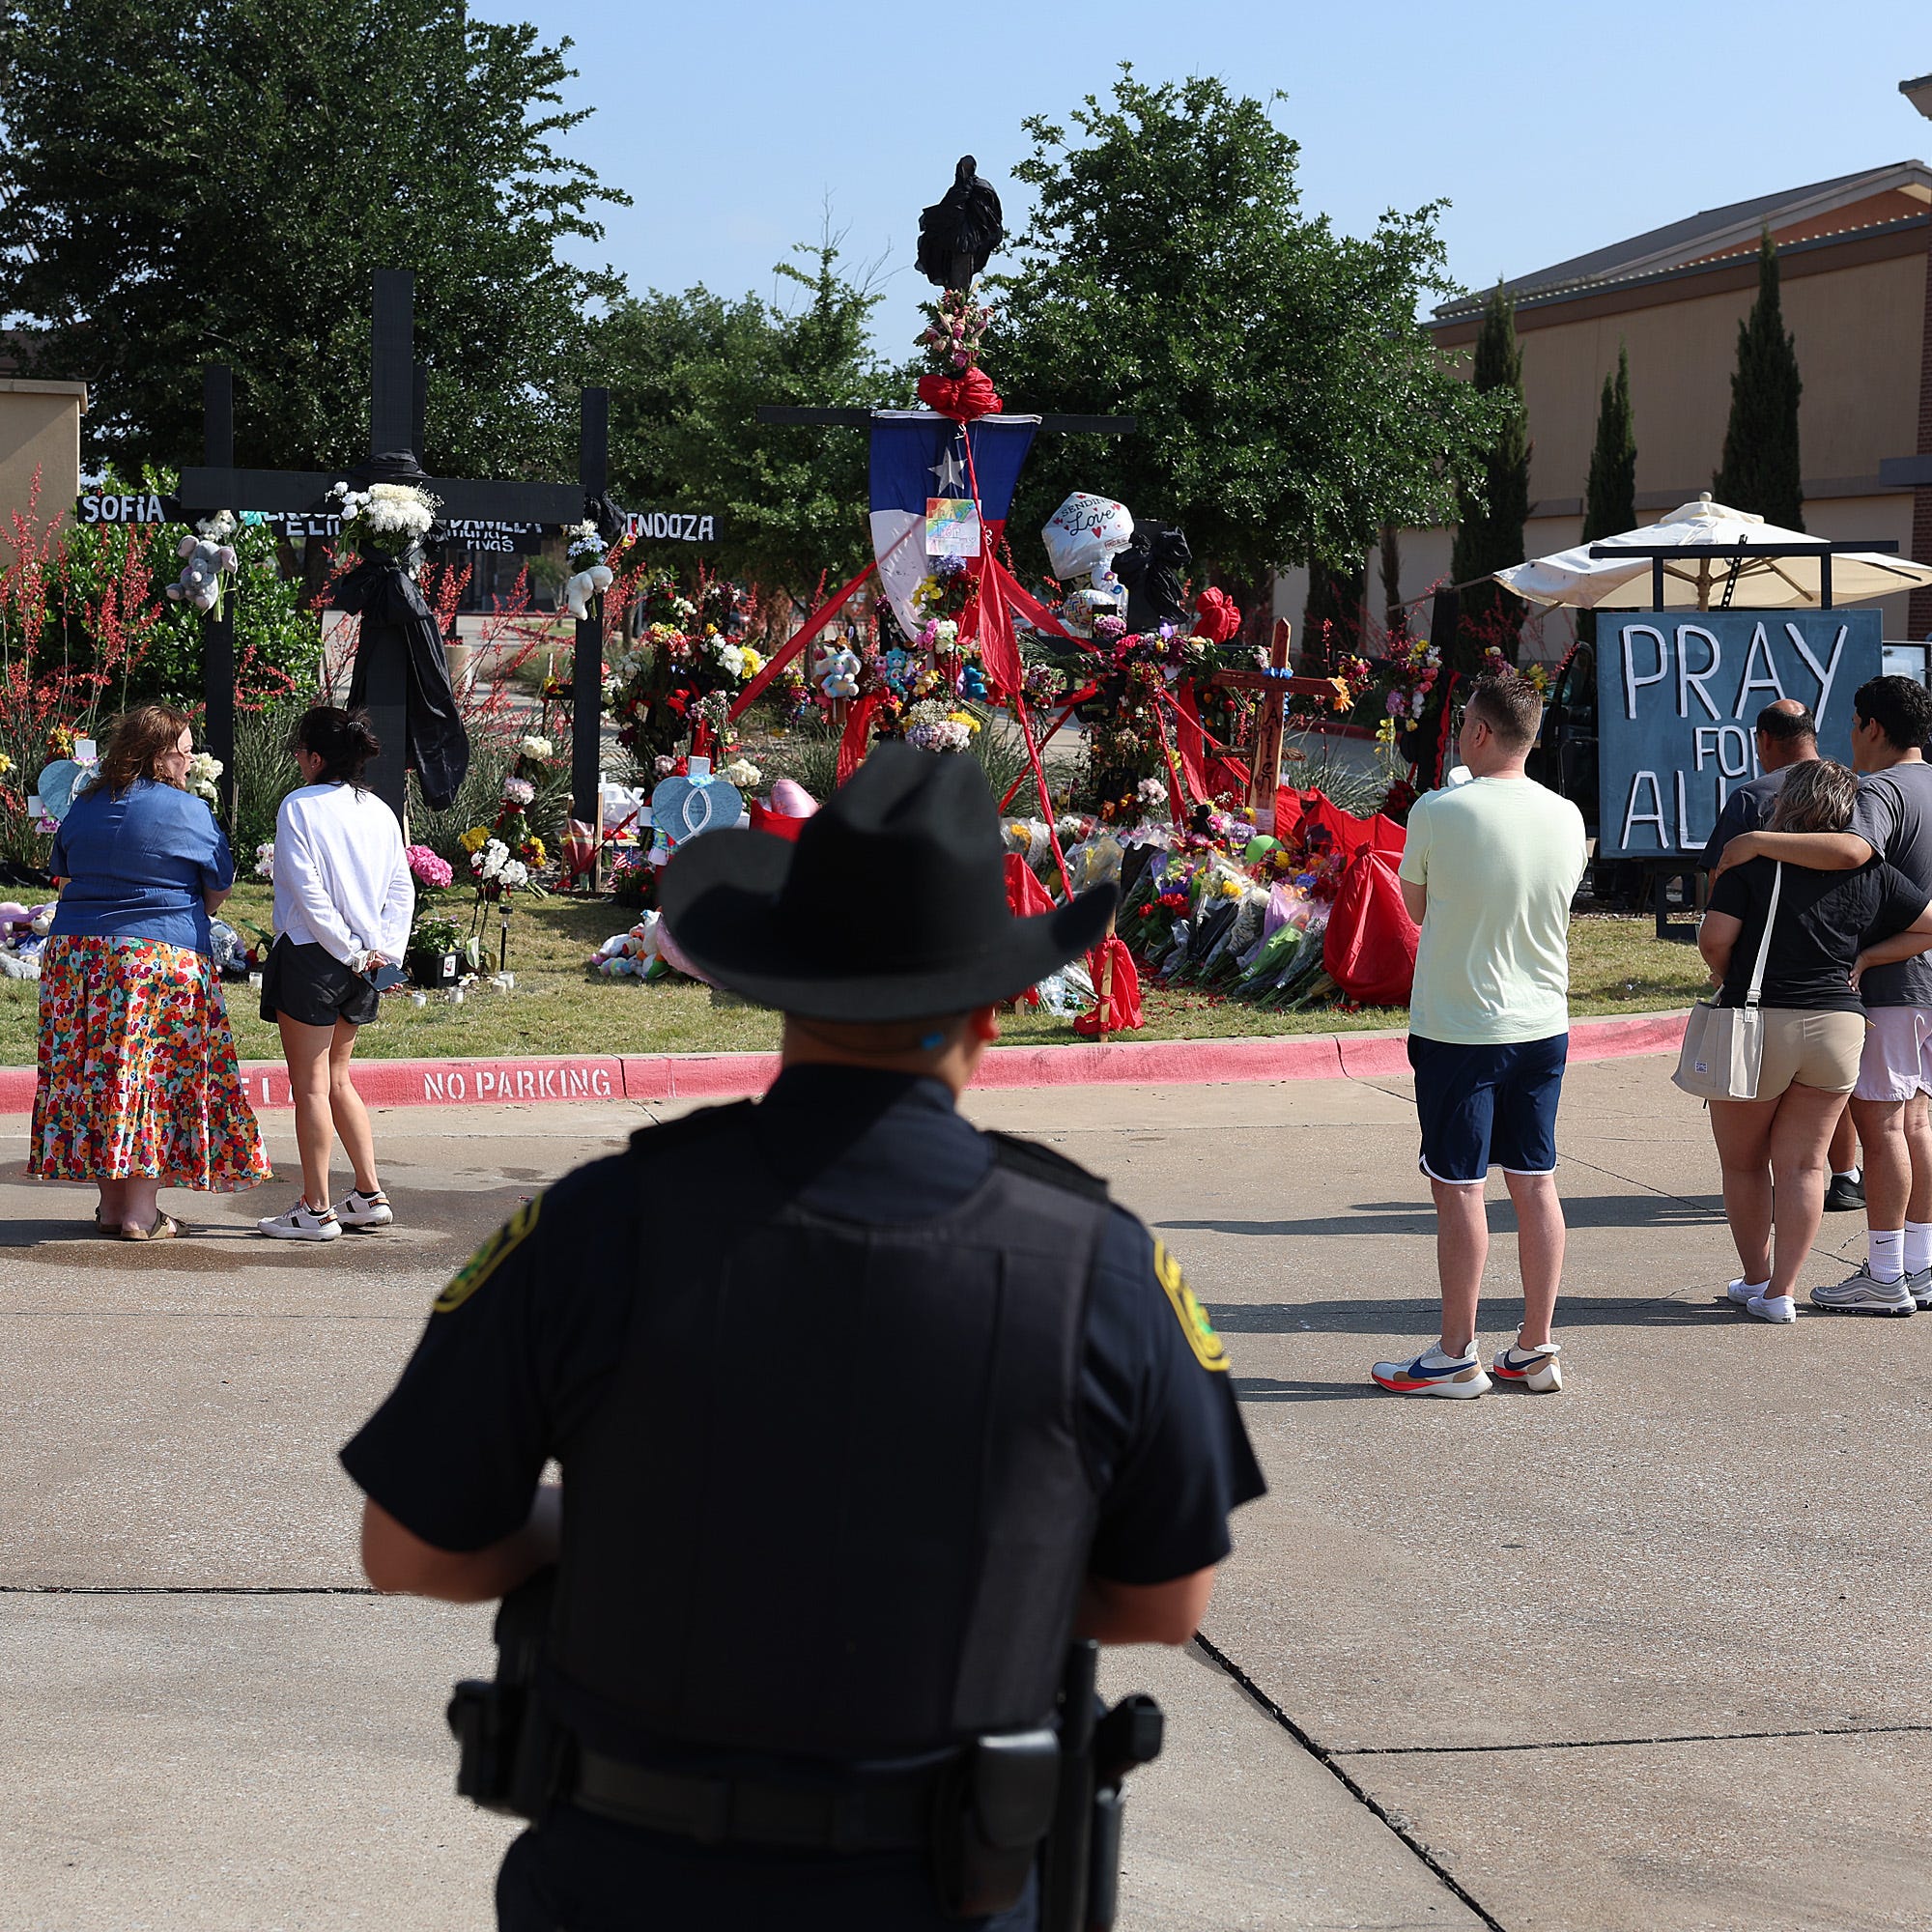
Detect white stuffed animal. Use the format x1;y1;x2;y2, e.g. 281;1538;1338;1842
165;534;238;613
565;559;614;621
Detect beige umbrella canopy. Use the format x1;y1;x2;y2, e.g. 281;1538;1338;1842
1495;495;1932;611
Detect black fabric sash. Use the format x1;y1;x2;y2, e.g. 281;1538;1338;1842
338;554;469;810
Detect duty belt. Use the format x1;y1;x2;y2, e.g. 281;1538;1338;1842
570;1747;947;1851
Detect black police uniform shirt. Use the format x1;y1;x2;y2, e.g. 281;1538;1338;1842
343;1064;1264;1608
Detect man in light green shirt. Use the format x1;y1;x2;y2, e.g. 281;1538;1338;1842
1370;674;1588;1402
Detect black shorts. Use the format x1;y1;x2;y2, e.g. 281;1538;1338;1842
260;936;381;1029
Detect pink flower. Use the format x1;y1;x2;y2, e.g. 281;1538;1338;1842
406;843;453;889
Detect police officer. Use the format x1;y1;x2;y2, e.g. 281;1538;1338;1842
341;744;1265;1929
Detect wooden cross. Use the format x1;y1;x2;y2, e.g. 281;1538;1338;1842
176;270;582;819
1208;619;1347;831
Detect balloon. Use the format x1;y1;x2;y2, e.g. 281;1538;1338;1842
769;779;818;819
1042;494;1134;583
35;759;86;822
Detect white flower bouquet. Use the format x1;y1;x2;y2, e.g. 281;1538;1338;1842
328;479;439;559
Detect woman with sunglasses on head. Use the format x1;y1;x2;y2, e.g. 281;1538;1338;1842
29;703;270;1237
256;706;412;1242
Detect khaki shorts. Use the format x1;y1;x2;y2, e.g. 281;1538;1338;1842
1755;1009;1866;1098
1854;1007;1932;1103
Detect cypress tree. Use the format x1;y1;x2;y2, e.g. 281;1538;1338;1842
1712;231;1804;529
1449;284;1531;666
1578;342;1636;642
1301;552;1367;666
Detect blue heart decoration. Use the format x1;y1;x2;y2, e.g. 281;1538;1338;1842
650;774;745;853
35;759;86;822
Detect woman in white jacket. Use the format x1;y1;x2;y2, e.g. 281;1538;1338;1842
257;707;412;1242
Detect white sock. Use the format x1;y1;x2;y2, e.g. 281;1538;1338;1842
1907;1223;1932;1276
1869;1230;1905;1284
1833;1166;1862;1184
1743;1279;1771;1296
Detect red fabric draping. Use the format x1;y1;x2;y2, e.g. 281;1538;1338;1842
1073;936;1145;1036
835;695;883;785
726;556;879;722
970;551;1023;696
1004;852;1056;919
1274;786;1406;860
1169;679;1252;804
915;369;1003;422
1322;851;1419;1007
747;801;808;842
1192;586;1241;643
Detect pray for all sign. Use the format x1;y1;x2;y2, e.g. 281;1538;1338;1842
1594;610;1883;857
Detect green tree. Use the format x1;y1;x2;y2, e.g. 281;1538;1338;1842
595;238;890;595
0;0;624;478
1448;284;1531;666
1713;231;1804;529
1301;553;1366;664
990;68;1507;625
1577;342;1636;645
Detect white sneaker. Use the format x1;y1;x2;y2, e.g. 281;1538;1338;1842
334;1188;394;1230
257;1201;342;1242
1725;1278;1766;1305
1491;1340;1562;1392
1746;1293;1797;1323
1910;1266;1932;1312
1370;1348;1492;1398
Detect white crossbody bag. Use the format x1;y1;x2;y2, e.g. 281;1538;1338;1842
1672;862;1782;1102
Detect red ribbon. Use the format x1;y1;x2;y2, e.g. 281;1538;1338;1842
835;694;883;785
916;368;1003;422
1192;586;1241;643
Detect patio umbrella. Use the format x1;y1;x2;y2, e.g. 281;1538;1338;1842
1495;494;1932;610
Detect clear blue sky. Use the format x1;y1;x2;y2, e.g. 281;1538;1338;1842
477;0;1930;355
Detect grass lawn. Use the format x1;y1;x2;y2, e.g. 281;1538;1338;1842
0;889;1708;1066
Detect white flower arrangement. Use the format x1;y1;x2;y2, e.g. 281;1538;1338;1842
327;479;439;558
901;698;977;754
723;757;760;788
712;640;749;681
186;752;223;803
518;734;554;762
469;838;530;893
254;841;275;881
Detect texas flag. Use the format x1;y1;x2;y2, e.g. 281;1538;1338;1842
867;411;1038;638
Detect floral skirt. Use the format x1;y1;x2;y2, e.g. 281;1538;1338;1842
29;935;272;1191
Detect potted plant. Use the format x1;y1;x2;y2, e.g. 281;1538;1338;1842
407;911;465;989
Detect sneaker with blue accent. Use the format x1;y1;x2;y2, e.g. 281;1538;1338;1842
1491;1339;1562;1392
1371;1346;1491;1398
1809;1265;1915;1317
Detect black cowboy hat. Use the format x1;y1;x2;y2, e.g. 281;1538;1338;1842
659;742;1117;1021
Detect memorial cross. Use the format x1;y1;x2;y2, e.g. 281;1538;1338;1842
1208;619;1348;830
177;270;582;819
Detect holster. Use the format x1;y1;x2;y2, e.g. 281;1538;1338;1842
930;1726;1063;1920
448;1566;568;1820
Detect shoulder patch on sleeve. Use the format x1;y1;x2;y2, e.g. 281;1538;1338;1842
1152;1239;1228;1372
434;1194;542;1315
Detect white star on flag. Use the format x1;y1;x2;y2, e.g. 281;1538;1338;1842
929;441;967;494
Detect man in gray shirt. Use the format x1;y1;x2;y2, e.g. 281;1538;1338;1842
1701;699;1818;868
1719;675;1932;1313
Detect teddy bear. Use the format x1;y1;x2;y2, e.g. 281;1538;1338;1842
589;912;668;980
564;556;614;621
814;642;861;700
165;534;238;613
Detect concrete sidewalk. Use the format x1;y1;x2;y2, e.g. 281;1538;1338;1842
1;1058;1922;1929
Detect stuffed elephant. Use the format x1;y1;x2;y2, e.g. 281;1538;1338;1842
165;535;238;613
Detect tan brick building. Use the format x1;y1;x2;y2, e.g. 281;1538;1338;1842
1275;157;1932;647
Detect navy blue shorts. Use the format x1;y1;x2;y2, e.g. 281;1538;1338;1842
1407;1033;1568;1185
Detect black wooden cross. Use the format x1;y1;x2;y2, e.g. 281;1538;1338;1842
177;270;582;820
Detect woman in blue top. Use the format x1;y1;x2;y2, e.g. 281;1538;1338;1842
29;702;271;1237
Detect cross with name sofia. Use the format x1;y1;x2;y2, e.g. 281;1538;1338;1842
175;270;583;820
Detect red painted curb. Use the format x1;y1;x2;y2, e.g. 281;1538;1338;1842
0;1011;1692;1116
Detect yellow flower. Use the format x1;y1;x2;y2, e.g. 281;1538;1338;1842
948;710;980;734
1218;878;1243;899
0;753;13;777
740;648;764;678
459;825;489;854
526;838;547;865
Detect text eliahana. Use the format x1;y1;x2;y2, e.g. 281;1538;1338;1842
1607;614;1864;855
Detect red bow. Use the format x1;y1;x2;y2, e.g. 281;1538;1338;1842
1192;586;1241;643
916;368;1003;423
